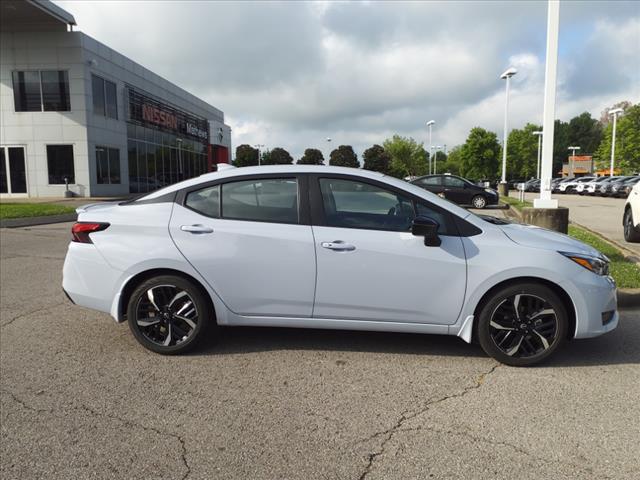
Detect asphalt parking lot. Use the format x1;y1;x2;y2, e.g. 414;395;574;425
1;223;639;480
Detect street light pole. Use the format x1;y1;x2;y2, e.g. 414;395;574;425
567;146;580;177
326;137;332;165
534;0;559;209
427;120;435;174
434;146;442;174
500;67;517;192
609;108;623;177
533;131;543;178
255;144;265;166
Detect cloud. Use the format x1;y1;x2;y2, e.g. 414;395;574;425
54;0;640;160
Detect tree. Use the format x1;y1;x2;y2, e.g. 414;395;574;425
459;127;501;180
260;149;271;165
382;135;428;178
297;148;324;165
568;112;602;155
600;100;632;125
329;145;359;168
266;147;294;165
441;146;462;175
593;103;640;174
234;144;259;167
362;144;391;174
433;151;447;173
552;119;570;177
506;123;541;180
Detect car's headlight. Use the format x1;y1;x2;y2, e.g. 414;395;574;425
484;188;496;195
559;252;609;276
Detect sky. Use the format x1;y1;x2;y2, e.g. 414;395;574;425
55;0;640;160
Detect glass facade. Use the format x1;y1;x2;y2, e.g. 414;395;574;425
92;75;117;119
127;125;207;193
96;146;121;184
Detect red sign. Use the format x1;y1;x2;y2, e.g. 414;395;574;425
142;104;178;130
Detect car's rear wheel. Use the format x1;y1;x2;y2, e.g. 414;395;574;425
471;195;487;209
624;208;640;242
127;275;212;354
477;283;567;366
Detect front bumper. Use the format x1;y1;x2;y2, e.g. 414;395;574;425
561;273;618;339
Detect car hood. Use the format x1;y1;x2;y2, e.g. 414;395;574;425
498;222;602;258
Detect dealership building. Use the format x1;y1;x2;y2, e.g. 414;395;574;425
1;0;232;198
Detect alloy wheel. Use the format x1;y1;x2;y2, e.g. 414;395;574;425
472;196;487;209
489;294;558;358
134;284;198;347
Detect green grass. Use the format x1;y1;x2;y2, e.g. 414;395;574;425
500;195;532;211
568;225;640;288
0;203;76;220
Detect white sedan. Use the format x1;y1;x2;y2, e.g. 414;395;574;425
63;165;618;366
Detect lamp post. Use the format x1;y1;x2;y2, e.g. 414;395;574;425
433;146;442;174
609;108;623;177
568;146;580;177
255;144;265;166
325;137;332;165
533;131;543;179
499;67;517;195
426;120;435;174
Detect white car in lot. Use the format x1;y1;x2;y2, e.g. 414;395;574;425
63;165;618;366
624;182;640;242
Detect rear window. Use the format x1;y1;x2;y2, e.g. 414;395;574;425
221;178;299;224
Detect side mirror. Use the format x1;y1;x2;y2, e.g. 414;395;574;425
412;215;441;247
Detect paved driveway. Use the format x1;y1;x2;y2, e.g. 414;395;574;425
520;192;639;255
1;223;639;479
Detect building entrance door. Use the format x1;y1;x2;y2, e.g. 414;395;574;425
0;146;28;195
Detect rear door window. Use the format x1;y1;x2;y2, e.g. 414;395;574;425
221;178;299;224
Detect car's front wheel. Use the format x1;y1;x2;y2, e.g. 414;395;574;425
471;195;487;209
624;208;640;242
477;283;568;366
127;275;213;354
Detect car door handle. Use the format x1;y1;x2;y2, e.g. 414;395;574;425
321;241;356;252
180;224;213;234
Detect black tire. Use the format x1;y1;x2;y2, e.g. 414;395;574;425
624;208;640;242
477;283;567;367
471;195;487;209
127;275;213;355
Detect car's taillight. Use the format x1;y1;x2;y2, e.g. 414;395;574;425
71;222;110;244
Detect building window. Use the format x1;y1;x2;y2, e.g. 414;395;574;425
12;71;70;112
92;75;117;119
96;146;121;184
46;145;75;184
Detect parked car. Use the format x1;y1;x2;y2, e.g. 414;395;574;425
552;177;575;193
63;165;618;366
623;181;640;242
559;176;595;194
612;177;640;198
599;176;634;197
588;176;622;195
524;179;541;192
508;179;526;190
411;174;499;209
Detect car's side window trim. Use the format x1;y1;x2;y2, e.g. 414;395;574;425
308;173;461;235
177;173;311;226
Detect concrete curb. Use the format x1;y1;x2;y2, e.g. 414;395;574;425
618;289;640;309
0;213;77;228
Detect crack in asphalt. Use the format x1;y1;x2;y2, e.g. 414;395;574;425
356;363;501;480
393;424;611;480
1;302;67;328
0;388;192;480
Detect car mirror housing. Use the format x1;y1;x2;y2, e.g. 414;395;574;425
412;215;441;247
